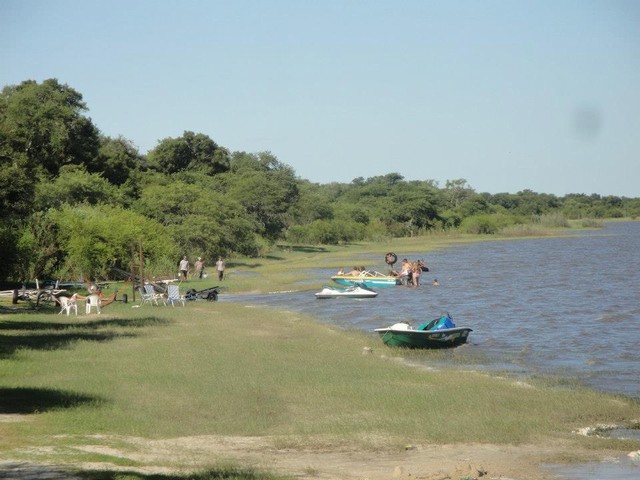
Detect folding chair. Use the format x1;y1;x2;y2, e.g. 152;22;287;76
144;284;166;306
166;284;185;307
138;287;153;306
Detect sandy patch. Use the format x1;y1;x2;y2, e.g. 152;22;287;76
1;434;606;480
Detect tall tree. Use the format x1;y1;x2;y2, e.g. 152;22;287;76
94;135;143;186
0;79;100;178
147;131;230;175
226;152;299;240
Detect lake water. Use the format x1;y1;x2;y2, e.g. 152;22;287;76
224;221;640;399
222;222;640;478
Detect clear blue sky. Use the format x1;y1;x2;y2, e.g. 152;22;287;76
2;0;639;197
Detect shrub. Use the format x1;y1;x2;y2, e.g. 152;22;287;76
459;214;517;234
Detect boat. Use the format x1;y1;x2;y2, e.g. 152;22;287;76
315;284;378;299
331;271;399;288
374;314;472;349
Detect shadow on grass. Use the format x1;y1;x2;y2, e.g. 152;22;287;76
0;316;172;331
0;464;287;480
227;261;263;269
0;387;103;414
0;331;134;359
74;467;287;480
0;316;172;359
277;245;329;253
0;304;59;315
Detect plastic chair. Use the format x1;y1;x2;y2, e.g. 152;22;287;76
166;284;185;307
85;294;101;314
58;295;78;317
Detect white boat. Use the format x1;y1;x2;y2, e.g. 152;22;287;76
315;284;378;299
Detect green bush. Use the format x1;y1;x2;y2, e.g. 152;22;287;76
459;214;517;234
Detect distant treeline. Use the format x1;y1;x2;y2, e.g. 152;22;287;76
1;79;638;282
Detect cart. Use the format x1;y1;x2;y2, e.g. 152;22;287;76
184;286;222;302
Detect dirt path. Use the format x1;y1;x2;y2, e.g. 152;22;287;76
0;434;602;479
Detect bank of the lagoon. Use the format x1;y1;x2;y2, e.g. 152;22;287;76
224;221;640;400
221;222;640;479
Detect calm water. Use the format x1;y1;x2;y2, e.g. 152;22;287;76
223;222;640;399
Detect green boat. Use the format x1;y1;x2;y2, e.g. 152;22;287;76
374;314;472;349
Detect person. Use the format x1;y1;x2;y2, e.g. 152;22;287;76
398;259;412;286
336;267;345;275
195;257;205;279
215;256;225;281
417;259;429;272
346;266;361;276
432;278;440;287
412;261;421;286
179;255;189;281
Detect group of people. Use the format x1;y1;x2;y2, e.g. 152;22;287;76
389;258;426;286
178;255;225;282
337;266;367;276
336;258;436;287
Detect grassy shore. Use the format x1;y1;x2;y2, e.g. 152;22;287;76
1;232;639;479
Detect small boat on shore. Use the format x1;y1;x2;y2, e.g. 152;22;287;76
331;271;398;288
375;314;472;349
315;284;378;299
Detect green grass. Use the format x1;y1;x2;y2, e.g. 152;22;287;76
1;305;638;453
2;231;639;478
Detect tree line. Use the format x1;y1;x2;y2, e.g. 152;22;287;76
1;79;638;284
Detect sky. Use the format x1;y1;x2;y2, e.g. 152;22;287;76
1;0;639;197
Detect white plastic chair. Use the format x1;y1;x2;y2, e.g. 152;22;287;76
85;294;101;314
166;284;185;307
58;295;78;317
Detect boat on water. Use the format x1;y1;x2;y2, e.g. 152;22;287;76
315;284;378;299
374;314;472;349
331;271;399;288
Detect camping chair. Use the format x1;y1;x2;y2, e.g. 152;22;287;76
58;295;78;317
85;294;101;314
138;287;153;306
166;284;185;307
144;284;166;306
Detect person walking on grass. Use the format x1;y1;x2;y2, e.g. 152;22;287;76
179;255;189;281
195;257;205;279
215;256;225;281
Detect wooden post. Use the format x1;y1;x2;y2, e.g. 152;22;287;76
130;240;136;302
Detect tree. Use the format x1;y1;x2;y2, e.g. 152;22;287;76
147;131;230;175
444;178;475;209
0;155;34;221
50;205;174;281
34;165;122;210
133;176;258;257
0;79;100;178
94;135;143;186
226;152;299;240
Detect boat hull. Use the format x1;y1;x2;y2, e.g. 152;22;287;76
374;327;472;349
315;285;378;299
331;275;398;288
